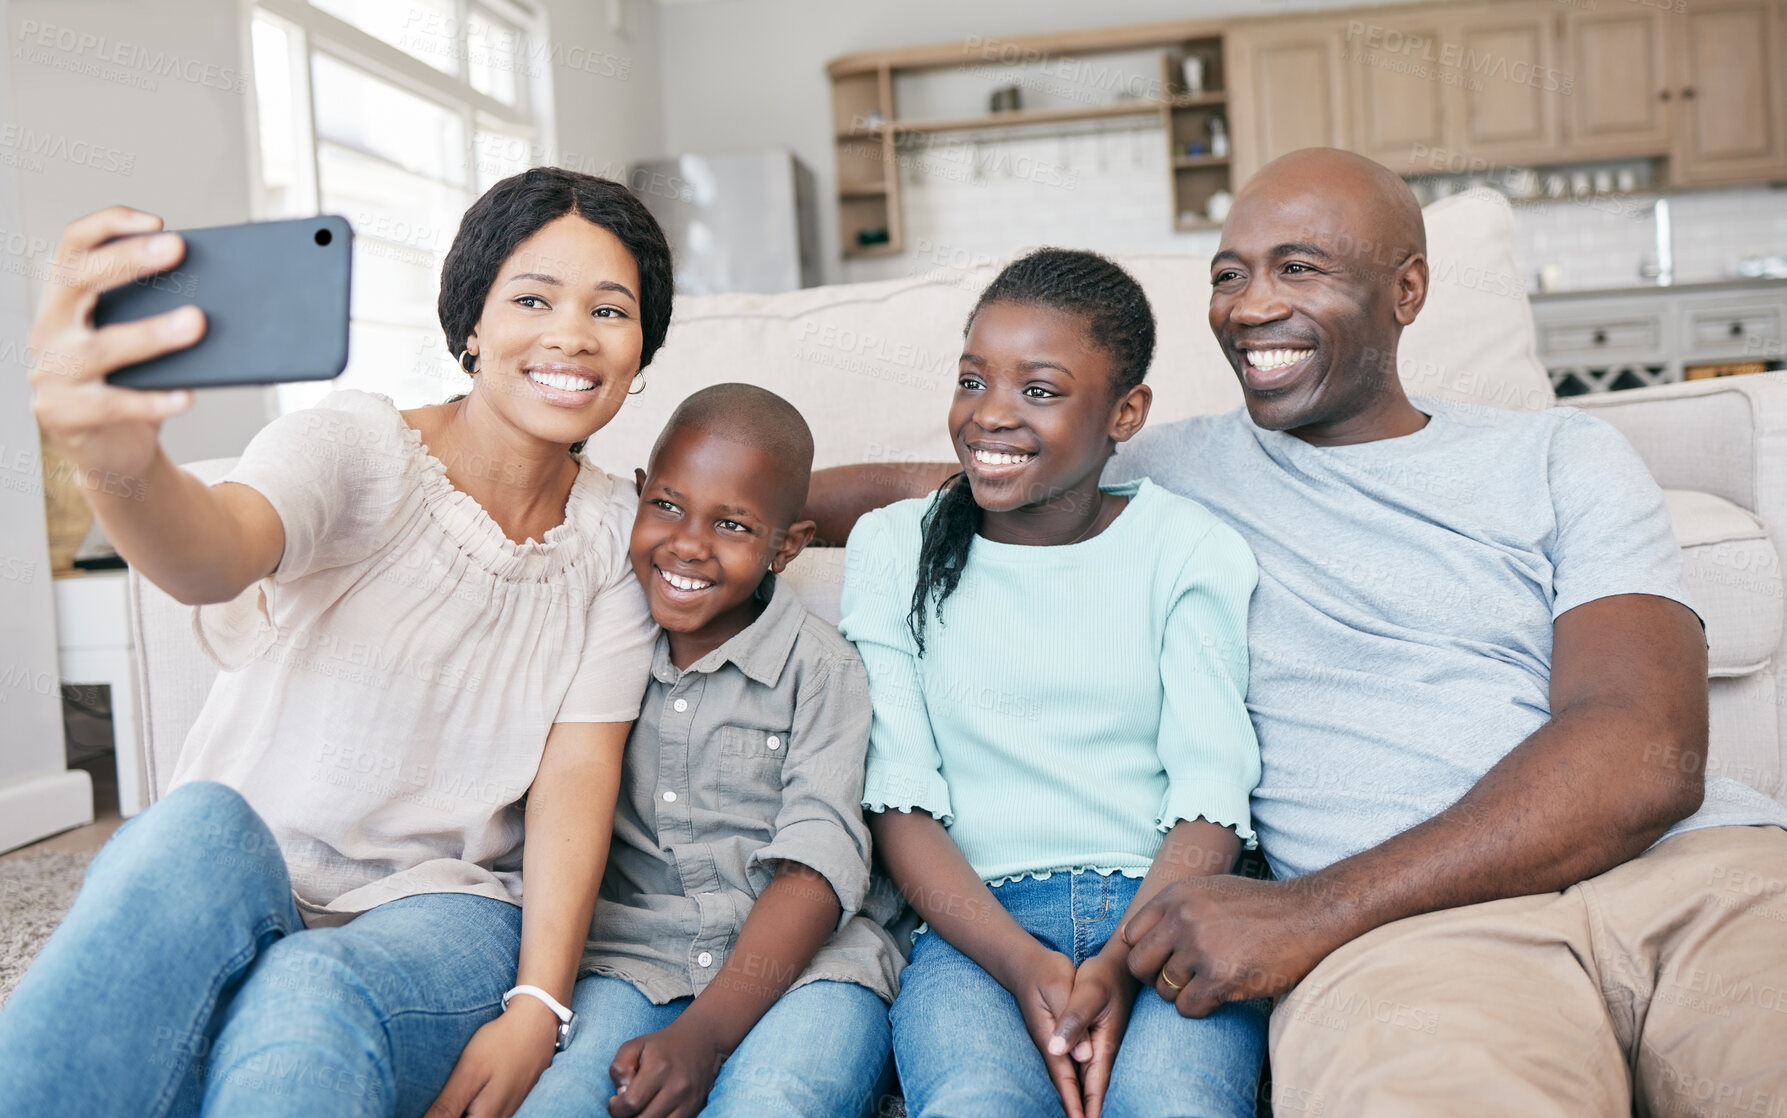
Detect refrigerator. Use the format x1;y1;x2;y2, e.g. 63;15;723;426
628;149;821;296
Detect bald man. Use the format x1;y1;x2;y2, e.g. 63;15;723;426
809;148;1787;1114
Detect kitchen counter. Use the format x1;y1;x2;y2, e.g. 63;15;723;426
1529;281;1785;396
1530;277;1787;302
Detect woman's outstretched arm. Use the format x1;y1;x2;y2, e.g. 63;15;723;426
29;206;284;604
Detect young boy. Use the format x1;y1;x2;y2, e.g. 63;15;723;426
515;384;901;1118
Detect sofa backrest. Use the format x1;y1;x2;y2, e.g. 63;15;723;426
579;188;1555;479
137;188;1557;803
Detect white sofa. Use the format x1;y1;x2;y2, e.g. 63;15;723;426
131;189;1786;816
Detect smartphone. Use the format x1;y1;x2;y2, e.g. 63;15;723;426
98;215;353;390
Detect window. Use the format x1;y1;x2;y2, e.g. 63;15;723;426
249;0;553;414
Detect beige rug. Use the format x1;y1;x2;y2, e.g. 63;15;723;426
0;847;94;1005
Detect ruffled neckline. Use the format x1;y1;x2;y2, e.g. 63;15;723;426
374;393;618;582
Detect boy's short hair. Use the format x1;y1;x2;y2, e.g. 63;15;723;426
651;384;815;520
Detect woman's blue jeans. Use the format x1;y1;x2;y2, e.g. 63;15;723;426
515;972;894;1117
891;871;1268;1118
0;781;522;1118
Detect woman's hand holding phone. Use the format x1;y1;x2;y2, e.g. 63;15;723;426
29;206;203;480
27;206;288;606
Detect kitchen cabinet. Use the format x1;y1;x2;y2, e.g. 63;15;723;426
1530;281;1787;395
825;0;1787;254
1329;3;1565;174
1225;21;1351;185
1670;0;1787;184
1680;294;1786;360
1560;7;1672;157
1451;5;1563;160
1342;12;1453;172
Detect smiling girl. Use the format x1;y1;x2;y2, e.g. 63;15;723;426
838;249;1268;1118
3;168;670;1118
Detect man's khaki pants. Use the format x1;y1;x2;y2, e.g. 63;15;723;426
1271;825;1787;1117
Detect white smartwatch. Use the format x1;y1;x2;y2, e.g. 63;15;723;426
502;984;577;1052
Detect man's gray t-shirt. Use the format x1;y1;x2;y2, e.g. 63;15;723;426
1107;396;1787;881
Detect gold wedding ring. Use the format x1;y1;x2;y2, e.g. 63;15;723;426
1160;971;1184;992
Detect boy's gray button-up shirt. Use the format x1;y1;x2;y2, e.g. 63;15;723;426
581;576;903;1004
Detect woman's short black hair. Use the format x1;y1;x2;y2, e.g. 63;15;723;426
906;247;1156;654
437;166;674;370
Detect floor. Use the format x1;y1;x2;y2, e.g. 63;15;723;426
1;750;124;863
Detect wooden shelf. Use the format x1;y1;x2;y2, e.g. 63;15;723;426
828;19;1238;259
1166;93;1228;109
843;241;903;259
828;18;1233;77
839;96;1229;142
889;100;1172;135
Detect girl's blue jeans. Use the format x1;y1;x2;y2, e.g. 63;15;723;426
515;973;894;1117
891;870;1268;1118
0;780;522;1118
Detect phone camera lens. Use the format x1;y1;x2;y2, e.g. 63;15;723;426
314;228;333;246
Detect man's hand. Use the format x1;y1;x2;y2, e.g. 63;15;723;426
423;998;560;1118
607;1017;725;1118
999;944;1088;1118
1049;952;1137;1118
1121;875;1349;1018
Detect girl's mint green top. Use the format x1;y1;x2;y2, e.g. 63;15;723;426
838;478;1261;885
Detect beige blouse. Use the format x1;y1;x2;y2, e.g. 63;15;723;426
168;390;657;927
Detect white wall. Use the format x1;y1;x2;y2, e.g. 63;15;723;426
1512;184;1787;292
0;0;94;849
8;0;274;466
548;0;665;176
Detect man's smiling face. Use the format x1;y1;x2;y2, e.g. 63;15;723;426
1209;149;1430;444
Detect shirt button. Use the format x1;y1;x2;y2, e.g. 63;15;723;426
697;951;713;967
673;698;688;713
662;790;677;803
766;735;780;750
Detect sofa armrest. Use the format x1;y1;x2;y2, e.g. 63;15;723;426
1570;375;1787;517
1576;377;1787;805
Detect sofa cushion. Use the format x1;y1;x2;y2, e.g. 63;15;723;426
781;547;850;628
1398;189;1555;414
1665;489;1784;677
1708;671;1783;799
584;189;1553;479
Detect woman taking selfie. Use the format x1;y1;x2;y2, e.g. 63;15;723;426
0;167;670;1118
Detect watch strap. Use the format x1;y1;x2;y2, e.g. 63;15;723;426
502;984;576;1051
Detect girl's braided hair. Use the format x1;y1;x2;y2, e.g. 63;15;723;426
906;248;1155;654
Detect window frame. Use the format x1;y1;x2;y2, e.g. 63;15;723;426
243;0;556;412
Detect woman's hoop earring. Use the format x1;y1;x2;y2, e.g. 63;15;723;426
459;350;479;376
627;372;648;396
